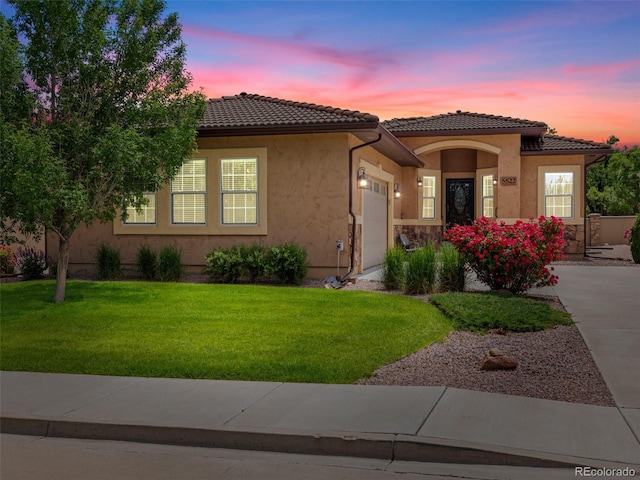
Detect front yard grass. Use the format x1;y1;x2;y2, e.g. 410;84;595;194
430;291;573;332
0;280;452;383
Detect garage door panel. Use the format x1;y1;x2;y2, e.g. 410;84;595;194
363;179;388;269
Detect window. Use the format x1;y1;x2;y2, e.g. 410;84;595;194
171;159;206;224
481;175;495;218
421;176;436;219
221;157;258;225
124;192;156;224
544;172;573;218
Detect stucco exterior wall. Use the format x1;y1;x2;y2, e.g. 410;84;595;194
48;133;357;278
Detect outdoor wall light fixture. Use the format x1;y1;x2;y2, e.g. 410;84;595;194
394;183;402;198
417;177;423;187
357;167;368;188
493;175;498;186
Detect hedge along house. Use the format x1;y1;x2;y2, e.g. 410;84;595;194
382;112;612;257
51;94;612;279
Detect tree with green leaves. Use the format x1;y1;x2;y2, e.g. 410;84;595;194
1;0;205;303
587;145;640;216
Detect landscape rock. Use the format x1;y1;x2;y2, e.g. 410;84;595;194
481;349;518;370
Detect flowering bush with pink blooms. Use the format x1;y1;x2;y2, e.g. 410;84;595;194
444;216;566;294
0;246;18;275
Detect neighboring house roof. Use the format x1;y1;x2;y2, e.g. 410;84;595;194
198;93;423;167
382;111;548;137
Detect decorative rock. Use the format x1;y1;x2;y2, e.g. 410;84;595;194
481;349;518;370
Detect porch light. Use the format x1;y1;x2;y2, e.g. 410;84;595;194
394;183;402;198
417;177;423;187
492;175;498;186
357;167;368;188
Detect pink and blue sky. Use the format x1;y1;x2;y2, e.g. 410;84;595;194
2;0;638;146
173;0;639;147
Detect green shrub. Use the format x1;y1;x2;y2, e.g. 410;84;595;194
16;246;49;280
243;244;268;283
631;214;640;264
204;246;243;283
382;247;406;290
96;244;121;280
404;243;437;295
267;242;308;285
157;245;182;282
438;244;467;292
135;245;157;280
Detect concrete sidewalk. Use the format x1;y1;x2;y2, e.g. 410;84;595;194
1;371;639;469
2;265;639;470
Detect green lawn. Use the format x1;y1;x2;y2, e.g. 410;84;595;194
0;280;452;383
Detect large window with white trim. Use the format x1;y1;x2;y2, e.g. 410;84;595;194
124;192;156;224
421;175;437;219
221;157;258;225
544;172;574;218
171;159;206;224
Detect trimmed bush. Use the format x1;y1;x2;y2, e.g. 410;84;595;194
96;244;121;280
16;246;49;280
382;246;406;290
266;242;308;285
157;245;182;282
243;244;268;283
404;243;437;295
204;246;244;283
438;244;467;292
631;214;640;264
136;245;157;280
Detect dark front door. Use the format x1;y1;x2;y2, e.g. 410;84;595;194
446;178;474;227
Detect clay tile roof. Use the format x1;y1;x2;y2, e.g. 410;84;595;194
200;93;379;131
521;135;613;154
382;111;547;135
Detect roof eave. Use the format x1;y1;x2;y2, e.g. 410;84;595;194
390;127;547;138
521;148;613;157
197;122;378;137
354;126;424;168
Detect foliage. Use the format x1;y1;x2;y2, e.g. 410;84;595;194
587;146;640;215
243;244;268;283
445;216;566;294
204;246;244;283
430;292;572;333
157;245;182;282
0;246;17;274
16;246;49;280
438;244;467;292
382;246;406;290
135;245;157;280
0;280;452;384
404;243;437;295
0;1;205;302
266;243;308;285
631;214;640;264
96;244;121;280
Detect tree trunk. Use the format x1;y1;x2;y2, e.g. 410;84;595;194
53;234;71;303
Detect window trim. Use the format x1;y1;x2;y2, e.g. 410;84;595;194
420;175;437;220
416;169;442;225
537;165;582;225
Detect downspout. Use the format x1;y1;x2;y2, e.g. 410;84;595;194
344;134;382;281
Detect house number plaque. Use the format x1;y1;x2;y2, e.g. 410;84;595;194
500;176;518;186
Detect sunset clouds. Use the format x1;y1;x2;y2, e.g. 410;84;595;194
171;1;639;147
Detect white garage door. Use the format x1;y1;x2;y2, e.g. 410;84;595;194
362;178;388;269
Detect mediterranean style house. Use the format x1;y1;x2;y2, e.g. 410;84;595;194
52;93;613;279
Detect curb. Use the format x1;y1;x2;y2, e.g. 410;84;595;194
3;416;636;470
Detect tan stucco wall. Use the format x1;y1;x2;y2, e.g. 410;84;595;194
49;133;358;278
